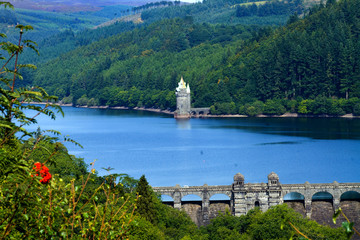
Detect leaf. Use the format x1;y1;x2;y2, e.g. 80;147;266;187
16;64;37;70
342;221;354;233
25;43;39;55
61;231;67;238
0;2;14;9
0;123;13;129
63;136;83;148
15;24;34;31
23;90;42;96
45;129;61;136
333;208;341;224
23;39;38;46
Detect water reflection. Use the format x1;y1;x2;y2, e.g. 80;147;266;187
210;117;360;140
176;119;191;129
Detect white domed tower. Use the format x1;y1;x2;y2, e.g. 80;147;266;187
175;76;191;118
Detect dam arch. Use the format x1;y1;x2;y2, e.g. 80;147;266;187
153;173;360;226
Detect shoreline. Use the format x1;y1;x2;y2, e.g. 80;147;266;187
29;102;360;118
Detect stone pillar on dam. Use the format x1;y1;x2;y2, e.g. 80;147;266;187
153;173;360;227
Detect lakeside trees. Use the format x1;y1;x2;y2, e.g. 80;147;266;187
19;0;360;116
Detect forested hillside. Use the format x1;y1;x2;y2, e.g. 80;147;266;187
28;0;360;116
0;4;132;42
31;18;257;109
20;21;137;65
141;0;303;25
209;0;360;115
15;0;307;70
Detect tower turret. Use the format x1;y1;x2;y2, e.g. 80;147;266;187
175;76;191;118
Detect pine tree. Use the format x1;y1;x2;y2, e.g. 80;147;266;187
135;175;157;223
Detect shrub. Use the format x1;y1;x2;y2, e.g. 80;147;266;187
263;99;286;115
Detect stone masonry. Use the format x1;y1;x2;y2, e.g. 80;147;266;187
153;172;360;226
175;76;191;119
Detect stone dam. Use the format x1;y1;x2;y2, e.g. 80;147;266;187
153;172;360;230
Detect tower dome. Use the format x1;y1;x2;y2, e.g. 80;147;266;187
268;172;279;186
233;173;245;188
267;172;279;180
234;173;245;181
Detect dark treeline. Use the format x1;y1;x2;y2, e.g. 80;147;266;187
236;0;303;18
132;1;180;13
140;0;291;25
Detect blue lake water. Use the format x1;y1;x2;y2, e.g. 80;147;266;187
31;106;360;188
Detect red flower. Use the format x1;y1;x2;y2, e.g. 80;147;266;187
32;162;52;184
33;162;42;171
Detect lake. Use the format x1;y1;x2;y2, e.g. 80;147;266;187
31;106;360;188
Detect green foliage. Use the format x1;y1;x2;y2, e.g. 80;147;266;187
227;0;360;103
0;160;137;239
156;204;205;240
0;7;136;238
128;216;166;240
298;99;313;114
263;99;286;115
239;100;264;116
135;175;157;224
141;0;293;26
210;102;237;115
333;208;360;239
236;0;304;18
201;209;253;239
202;205;348;240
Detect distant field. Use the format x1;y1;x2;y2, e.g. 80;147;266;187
303;0;322;8
239;1;267;6
232;0;319;8
94;13;143;29
230;1;267;8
